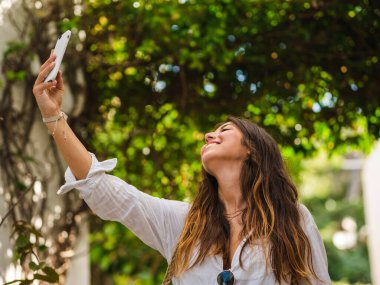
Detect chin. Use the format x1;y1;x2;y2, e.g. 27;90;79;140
201;157;217;176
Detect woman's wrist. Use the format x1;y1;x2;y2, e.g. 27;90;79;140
42;111;67;124
42;111;60;119
39;106;61;118
42;111;68;140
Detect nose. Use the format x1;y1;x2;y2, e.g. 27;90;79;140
205;132;218;143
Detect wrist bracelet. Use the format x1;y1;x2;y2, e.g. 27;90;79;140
42;111;68;123
42;111;68;140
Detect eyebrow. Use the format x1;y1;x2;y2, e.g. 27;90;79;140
215;123;233;131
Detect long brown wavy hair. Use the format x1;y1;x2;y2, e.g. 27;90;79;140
162;116;319;284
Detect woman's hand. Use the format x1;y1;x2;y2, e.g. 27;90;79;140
32;51;65;117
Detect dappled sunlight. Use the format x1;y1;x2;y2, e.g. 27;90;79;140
1;0;379;284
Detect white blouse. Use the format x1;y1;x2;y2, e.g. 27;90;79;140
58;153;331;285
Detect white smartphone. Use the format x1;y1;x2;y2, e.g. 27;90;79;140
44;30;71;83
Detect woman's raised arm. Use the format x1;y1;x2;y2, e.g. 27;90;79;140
32;52;189;261
32;51;91;180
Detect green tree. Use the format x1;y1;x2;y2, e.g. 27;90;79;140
1;0;378;284
74;0;378;283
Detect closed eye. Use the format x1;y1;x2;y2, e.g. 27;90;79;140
221;128;231;132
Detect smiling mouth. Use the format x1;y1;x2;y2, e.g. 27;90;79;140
206;142;219;148
201;142;219;155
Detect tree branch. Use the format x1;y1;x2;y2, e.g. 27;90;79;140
0;177;36;227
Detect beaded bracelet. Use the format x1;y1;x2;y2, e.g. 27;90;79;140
42;111;68;140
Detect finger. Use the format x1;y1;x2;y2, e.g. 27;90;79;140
39;53;56;72
35;61;56;85
39;52;57;72
56;71;64;90
33;80;57;97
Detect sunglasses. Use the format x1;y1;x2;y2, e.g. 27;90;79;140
217;269;235;285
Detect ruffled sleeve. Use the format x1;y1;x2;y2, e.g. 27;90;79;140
57;152;117;195
56;152;189;260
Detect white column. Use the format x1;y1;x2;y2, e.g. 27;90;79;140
362;141;380;284
65;219;90;285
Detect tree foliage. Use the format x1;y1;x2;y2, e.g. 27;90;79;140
73;0;378;283
1;0;379;284
81;0;380;154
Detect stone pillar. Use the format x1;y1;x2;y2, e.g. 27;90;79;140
362;141;380;284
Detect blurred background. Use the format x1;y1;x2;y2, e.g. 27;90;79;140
0;0;379;284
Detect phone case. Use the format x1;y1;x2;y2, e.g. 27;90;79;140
44;30;71;83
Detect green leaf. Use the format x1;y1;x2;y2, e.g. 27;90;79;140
41;266;59;282
5;70;26;81
29;261;39;271
38;244;48;251
16;235;29;249
33;273;57;283
3;41;28;58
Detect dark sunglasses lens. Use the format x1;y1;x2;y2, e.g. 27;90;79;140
217;270;235;285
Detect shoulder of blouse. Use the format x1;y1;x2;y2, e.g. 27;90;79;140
297;203;317;230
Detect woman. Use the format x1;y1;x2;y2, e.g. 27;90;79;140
33;52;331;284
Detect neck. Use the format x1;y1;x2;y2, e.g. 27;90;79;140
214;166;246;215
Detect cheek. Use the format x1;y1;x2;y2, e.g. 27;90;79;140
226;143;249;160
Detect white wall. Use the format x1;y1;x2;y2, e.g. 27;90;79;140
0;1;24;280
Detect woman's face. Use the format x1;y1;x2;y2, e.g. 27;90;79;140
201;122;249;175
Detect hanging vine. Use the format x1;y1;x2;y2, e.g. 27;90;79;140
0;1;90;283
